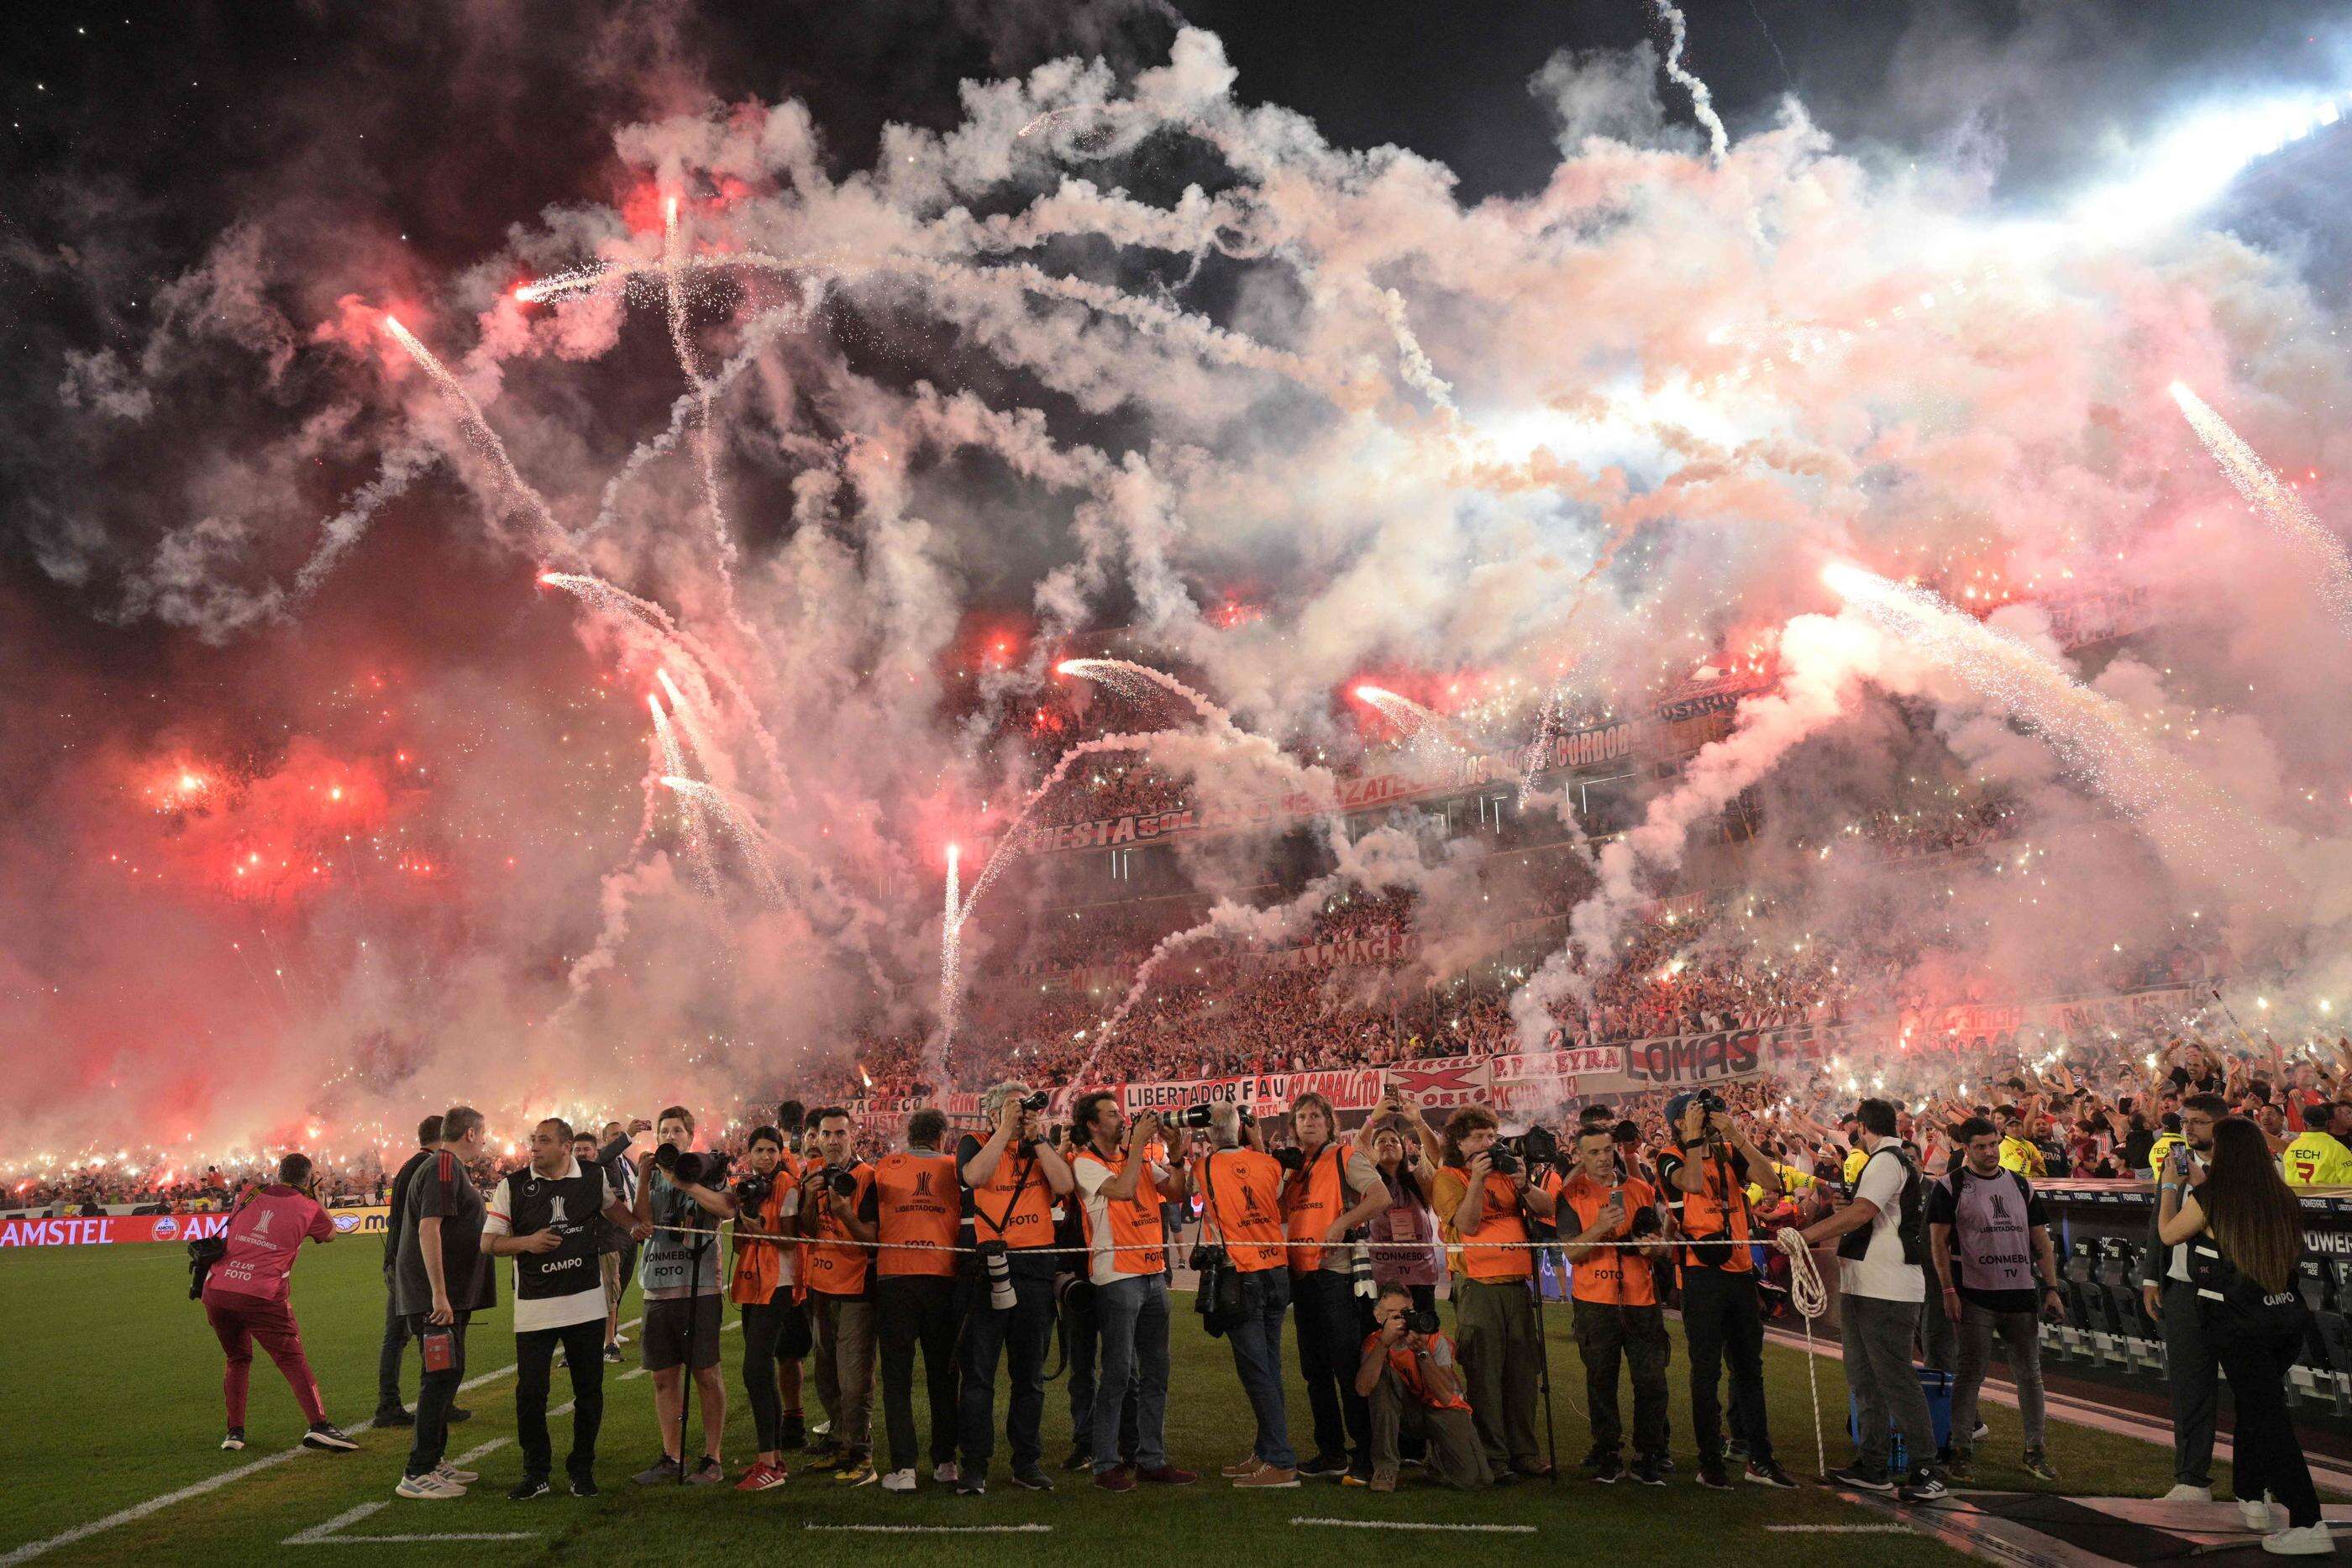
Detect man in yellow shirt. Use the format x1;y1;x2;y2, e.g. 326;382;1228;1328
2281;1102;2352;1188
1995;1107;2046;1178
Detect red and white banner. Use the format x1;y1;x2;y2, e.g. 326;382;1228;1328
1121;1067;1387;1118
0;1206;391;1248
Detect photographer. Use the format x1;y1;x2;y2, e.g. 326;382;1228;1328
484;1118;648;1499
1059;1119;1140;1475
1657;1090;1795;1491
795;1106;878;1485
393;1107;495;1499
629;1106;735;1486
1196;1102;1300;1488
594;1118;652;1365
1797;1099;1940;1502
1282;1092;1388;1482
855;1108;963;1492
1432;1105;1556;1484
1354;1284;1488;1492
727;1125;805;1491
1558;1126;1670;1486
1071;1092;1196;1492
1926;1117;2060;1486
954;1080;1074;1495
1361;1095;1441;1314
202;1151;354;1456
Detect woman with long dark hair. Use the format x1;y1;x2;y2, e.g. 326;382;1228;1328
2158;1116;2329;1555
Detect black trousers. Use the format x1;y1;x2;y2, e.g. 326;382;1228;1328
404;1312;470;1479
879;1274;963;1473
1293;1270;1373;1467
2212;1318;2322;1528
1573;1298;1671;1461
1681;1266;1772;1464
956;1269;1054;1474
376;1266;412;1413
515;1317;606;1481
740;1297;787;1453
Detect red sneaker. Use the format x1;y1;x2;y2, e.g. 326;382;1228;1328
736;1461;788;1491
1094;1466;1137;1493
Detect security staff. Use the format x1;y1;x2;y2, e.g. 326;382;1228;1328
484;1118;648;1499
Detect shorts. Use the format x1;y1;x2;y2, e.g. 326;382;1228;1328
643;1294;724;1372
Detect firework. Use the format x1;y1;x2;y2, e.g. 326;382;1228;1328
2169;381;2352;636
381;317;573;560
938;843;963;1058
1353;684;1476;754
649;695;718;894
659;777;782;902
1057;658;1238;729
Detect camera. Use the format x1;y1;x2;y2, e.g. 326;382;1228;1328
1017;1090;1050;1114
1188;1242;1227;1273
815;1163;858;1198
1272;1146;1305;1172
1484;1124;1560;1178
1175;1101;1252;1131
1401;1306;1441;1336
978;1239;1016;1310
655;1141;731;1187
732;1169;774;1213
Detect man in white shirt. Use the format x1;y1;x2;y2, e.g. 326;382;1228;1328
484;1117;648;1500
1798;1099;1942;1502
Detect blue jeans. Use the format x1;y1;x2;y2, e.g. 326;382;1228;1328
1068;1279;1139;1460
1091;1273;1169;1474
1229;1266;1298;1470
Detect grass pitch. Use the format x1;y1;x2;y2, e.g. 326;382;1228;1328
0;1240;2220;1565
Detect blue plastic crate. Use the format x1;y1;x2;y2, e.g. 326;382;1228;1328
1846;1366;1955;1475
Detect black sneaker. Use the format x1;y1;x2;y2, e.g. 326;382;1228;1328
2021;1447;2058;1483
303;1423;360;1452
372;1407;414;1429
603;1344;622;1364
1746;1459;1798;1490
954;1474;988;1497
508;1476;550;1501
1658;1455;1677;1473
1899;1470;1947;1503
1063;1446;1091;1472
1009;1466;1054;1492
1630;1456;1668;1487
1579;1449;1612;1472
449;1407;474;1424
778;1413;806;1450
221;1428;245;1451
570;1474;600;1498
1726;1438;1750;1460
1491;1468;1520;1487
1697;1461;1734;1491
1827;1464;1894;1493
1299;1452;1349;1479
1592;1455;1625;1485
1945;1451;1976;1484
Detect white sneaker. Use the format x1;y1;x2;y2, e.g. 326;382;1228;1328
2244;1495;2288;1532
2164;1483;2215;1503
433;1462;479;1485
2263;1523;2335;1555
881;1469;917;1493
396;1472;465;1499
933;1460;959;1484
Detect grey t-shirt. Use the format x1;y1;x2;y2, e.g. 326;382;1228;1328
393;1149;494;1318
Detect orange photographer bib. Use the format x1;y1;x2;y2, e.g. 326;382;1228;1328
1559;1173;1659;1307
1198;1149;1288;1272
1440;1166;1532;1282
874;1151;959;1278
806;1162;874;1296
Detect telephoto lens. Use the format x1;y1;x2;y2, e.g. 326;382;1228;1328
1348;1238;1375;1300
1176;1103;1216;1130
982;1240;1016;1310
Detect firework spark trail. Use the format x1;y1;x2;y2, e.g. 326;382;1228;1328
1354;684;1477;753
1516;694;1562;809
1653;1;1730;161
654;668;723;777
650;696;719;894
1822;564;2276;894
938;843;963;1057
660;777;784;903
659;197;747;606
381;317;575;560
948;732;1167;952
1057;658;1241;729
538;572;790;787
1068;919;1221;1083
2170;382;2352;635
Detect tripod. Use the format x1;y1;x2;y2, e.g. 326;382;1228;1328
1525;1272;1559;1483
671;1225;717;1486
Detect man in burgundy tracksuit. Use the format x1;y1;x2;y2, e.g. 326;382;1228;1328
202;1152;358;1453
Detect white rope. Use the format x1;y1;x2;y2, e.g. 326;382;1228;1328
1774;1228;1832;1479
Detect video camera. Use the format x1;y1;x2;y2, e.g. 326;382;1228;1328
654;1141;731;1188
1484;1123;1561;1177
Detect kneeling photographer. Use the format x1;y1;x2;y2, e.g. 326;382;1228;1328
1434;1106;1557;1483
1193;1101;1300;1488
629;1106;736;1486
1355;1284;1489;1492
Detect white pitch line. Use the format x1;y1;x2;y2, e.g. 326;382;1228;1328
1765;1524;1916;1534
285;1502;538;1546
1290;1518;1537;1534
0;1317;639;1566
805;1524;1054;1534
